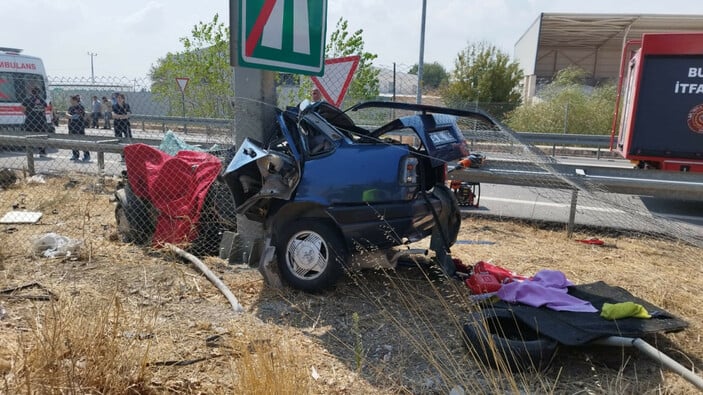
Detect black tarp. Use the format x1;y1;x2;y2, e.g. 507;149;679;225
486;281;688;346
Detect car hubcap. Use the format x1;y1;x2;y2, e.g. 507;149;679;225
286;230;329;280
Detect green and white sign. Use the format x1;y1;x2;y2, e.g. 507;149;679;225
235;0;327;75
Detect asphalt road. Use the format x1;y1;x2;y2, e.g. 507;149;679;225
461;154;703;238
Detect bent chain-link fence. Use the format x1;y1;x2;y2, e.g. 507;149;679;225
1;67;701;265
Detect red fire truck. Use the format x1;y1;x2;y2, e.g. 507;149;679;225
611;33;703;172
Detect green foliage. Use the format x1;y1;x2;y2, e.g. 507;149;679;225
326;18;379;103
149;14;232;118
276;75;314;109
442;42;523;115
505;66;617;134
552;67;588;87
408;62;449;91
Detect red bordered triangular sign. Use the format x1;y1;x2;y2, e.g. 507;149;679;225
310;56;360;107
176;77;189;93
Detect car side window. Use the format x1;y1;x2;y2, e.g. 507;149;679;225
378;127;422;150
300;115;339;156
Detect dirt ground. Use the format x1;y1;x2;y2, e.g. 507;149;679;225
0;173;702;394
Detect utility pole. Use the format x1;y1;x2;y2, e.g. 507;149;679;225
87;51;98;84
416;0;427;105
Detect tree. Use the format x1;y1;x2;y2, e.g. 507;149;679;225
441;42;522;115
326;18;379;103
504;67;617;134
408;62;449;91
150;14;232;118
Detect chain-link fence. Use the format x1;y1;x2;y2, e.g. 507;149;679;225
0;74;238;258
1;68;701;262
2;62;703;393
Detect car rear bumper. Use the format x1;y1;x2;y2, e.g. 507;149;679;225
326;196;443;250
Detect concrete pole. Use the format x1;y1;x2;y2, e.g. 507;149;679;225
228;0;277;265
231;67;276;265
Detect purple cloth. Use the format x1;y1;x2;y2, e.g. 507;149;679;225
497;270;597;313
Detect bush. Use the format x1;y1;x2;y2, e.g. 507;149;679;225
505;67;616;134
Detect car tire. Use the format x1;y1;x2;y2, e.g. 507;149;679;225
114;183;156;245
463;309;558;372
191;180;238;256
275;219;347;292
433;184;462;247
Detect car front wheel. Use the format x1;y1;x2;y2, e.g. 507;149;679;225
275;219;346;292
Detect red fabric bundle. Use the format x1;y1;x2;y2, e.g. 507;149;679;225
124;144;222;246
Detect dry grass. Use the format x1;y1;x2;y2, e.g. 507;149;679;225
0;172;702;394
7;295;152;394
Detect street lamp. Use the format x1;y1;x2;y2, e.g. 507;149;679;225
87;51;98;84
416;0;427;105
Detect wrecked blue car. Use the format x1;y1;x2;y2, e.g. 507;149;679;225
224;101;493;291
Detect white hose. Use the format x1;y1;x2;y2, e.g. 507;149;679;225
165;243;244;313
595;336;703;391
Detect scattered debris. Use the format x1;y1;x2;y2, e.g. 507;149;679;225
63;179;79;189
147;355;224;367
123;331;155;340
576;238;605;246
0;169;17;188
0;211;43;224
311;366;320;380
0;282;57;301
454;240;496;245
449;386;466;395
26;174;46;184
31;232;83;258
205;334;226;348
0;358;11;375
165;243;244;313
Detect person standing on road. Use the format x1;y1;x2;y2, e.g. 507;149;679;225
101;96;111;129
90;96;101;128
66;95;90;162
20;87;49;156
112;93;132;140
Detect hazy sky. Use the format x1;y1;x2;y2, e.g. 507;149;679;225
5;0;703;80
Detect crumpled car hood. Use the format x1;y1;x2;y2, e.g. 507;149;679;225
223;138;299;218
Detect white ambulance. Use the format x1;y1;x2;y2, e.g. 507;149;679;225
0;47;54;132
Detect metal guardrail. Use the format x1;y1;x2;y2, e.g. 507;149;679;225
50;113;232;133
1;125;698;200
0;130;218;174
130;114;231;131
515;132;610;148
449;159;703;235
461;129;611;146
450;160;703;201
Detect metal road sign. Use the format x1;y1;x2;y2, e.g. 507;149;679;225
175;77;189;93
234;0;327;75
311;56;359;106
